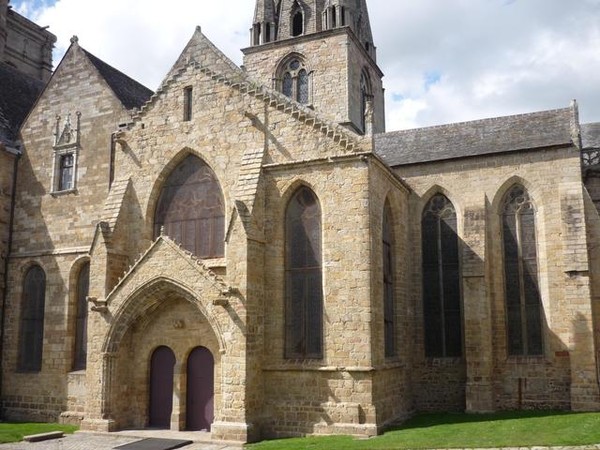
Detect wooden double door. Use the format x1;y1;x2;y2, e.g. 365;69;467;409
149;346;214;431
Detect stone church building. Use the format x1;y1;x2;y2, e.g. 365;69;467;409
2;0;600;443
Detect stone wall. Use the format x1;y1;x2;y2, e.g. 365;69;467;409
2;42;131;423
395;145;599;412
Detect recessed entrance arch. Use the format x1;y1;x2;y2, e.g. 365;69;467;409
186;346;214;431
149;346;176;428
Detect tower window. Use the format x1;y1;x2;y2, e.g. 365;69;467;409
183;86;193;122
292;10;304;36
278;57;311;105
360;70;373;132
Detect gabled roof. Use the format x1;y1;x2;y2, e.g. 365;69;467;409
82;48;153;110
0;62;45;145
375;107;576;167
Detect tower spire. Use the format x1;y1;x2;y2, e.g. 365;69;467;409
251;0;277;45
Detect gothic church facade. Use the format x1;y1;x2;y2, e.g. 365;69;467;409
2;0;600;443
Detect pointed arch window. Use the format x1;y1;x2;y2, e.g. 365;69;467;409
383;201;396;358
291;3;304;36
278;57;311;105
154;155;225;259
73;262;90;371
360;71;373;133
422;194;462;358
285;186;323;359
18;265;46;372
502;185;543;356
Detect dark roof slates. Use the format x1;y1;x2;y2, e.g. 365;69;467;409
83;49;153;110
375;107;575;167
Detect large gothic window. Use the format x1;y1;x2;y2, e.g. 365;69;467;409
383;201;396;358
502;185;543;356
73;262;89;371
18;265;46;372
154;155;225;259
278;58;310;105
422;194;462;358
285;187;323;359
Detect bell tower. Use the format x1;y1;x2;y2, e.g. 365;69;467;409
243;0;385;134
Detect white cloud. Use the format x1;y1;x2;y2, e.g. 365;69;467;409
10;0;600;131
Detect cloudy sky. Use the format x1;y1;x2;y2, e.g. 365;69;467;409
10;0;600;131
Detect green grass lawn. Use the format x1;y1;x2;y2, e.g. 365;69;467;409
0;422;78;444
246;411;600;449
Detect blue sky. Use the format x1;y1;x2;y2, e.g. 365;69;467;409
8;0;600;131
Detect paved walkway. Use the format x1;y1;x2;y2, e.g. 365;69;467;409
0;429;243;450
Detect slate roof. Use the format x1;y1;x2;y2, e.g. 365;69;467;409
83;49;153;110
375;107;576;167
581;123;600;150
0;61;45;146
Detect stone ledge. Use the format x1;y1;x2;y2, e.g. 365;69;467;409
23;431;64;442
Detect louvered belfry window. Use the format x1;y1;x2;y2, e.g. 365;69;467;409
502;185;543;356
383;201;396;358
285;187;323;359
18;266;46;372
154;155;225;259
422;194;462;358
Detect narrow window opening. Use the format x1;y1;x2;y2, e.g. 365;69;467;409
253;23;261;45
297;69;309;104
292;10;303;36
73;262;89;371
340;7;346;26
183;86;193;122
331;6;337;28
18;266;46;372
265;23;271;43
383;202;396;358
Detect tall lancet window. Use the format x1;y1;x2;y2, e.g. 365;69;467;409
502;185;543;356
73;262;89;371
383;201;396;358
360;71;372;133
18;265;46;372
422;194;462;358
285;186;323;359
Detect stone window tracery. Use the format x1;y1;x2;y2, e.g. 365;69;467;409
360;70;373;133
154;155;225;259
285;186;323;359
422;194;462;358
18;265;46;372
502;185;543;356
277;57;311;105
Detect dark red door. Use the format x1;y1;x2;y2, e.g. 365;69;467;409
186;346;214;431
149;346;176;428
